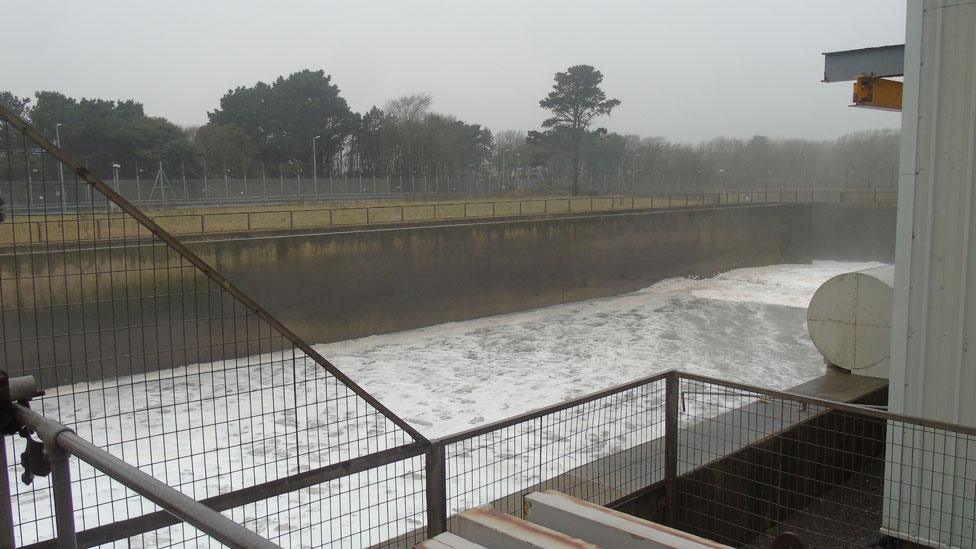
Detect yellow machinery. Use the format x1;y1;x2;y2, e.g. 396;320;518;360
852;76;903;111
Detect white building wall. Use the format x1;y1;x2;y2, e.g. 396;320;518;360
890;0;976;432
886;1;976;545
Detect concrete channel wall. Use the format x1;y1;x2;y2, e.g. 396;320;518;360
1;203;895;384
199;203;895;349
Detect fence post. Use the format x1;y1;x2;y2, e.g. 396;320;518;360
48;443;78;549
426;443;448;538
664;372;679;527
0;446;15;549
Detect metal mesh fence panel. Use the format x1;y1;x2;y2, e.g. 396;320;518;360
1;105;422;546
170;455;425;549
674;375;976;549
441;376;667;525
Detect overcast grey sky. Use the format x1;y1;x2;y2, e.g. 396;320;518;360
2;0;906;142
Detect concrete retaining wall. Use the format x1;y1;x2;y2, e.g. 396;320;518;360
198;204;812;346
1;203;896;384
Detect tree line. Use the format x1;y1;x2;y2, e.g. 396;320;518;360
1;66;898;196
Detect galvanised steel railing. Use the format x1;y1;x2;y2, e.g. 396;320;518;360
3;390;278;549
4;369;975;548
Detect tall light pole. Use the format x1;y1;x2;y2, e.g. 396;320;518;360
312;135;321;197
515;153;521;190
55;123;66;212
632;153;639;190
801;152;808;187
111;163;121;211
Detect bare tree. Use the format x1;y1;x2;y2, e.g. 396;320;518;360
384;92;433;123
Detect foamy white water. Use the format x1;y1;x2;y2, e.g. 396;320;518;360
318;260;884;438
9;260;883;547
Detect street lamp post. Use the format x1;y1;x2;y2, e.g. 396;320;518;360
801;152;808;187
516;153;521;190
55;123;66;212
112;163;121;192
111;163;121;212
313;135;321;198
632;153;639;190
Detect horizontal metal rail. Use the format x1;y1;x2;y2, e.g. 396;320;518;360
17;441;431;549
11;403;281;549
676;371;976;437
0;188;898;247
433;370;672;445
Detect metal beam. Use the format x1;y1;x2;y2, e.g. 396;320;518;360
823;44;905;82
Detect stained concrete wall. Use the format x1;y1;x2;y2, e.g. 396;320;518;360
807;204;896;262
196;203;893;348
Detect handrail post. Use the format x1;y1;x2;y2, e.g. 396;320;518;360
0;447;15;549
664;371;679;527
48;442;78;549
426;443;448;537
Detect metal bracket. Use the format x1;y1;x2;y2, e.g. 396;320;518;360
20;436;49;485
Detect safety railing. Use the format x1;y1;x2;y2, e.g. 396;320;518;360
4;394;279;549
4;369;976;548
424;371;975;548
0;188;898;246
672;374;976;549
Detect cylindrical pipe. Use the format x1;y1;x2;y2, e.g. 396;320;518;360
7;374;39;401
47;444;77;549
807;265;894;377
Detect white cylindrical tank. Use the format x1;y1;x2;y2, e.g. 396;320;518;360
806;265;894;378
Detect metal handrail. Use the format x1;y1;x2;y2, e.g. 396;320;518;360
675;371;976;436
11;403;281;549
433;370;672;445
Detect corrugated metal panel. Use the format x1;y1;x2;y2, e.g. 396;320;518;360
887;0;976;545
893;0;976;433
